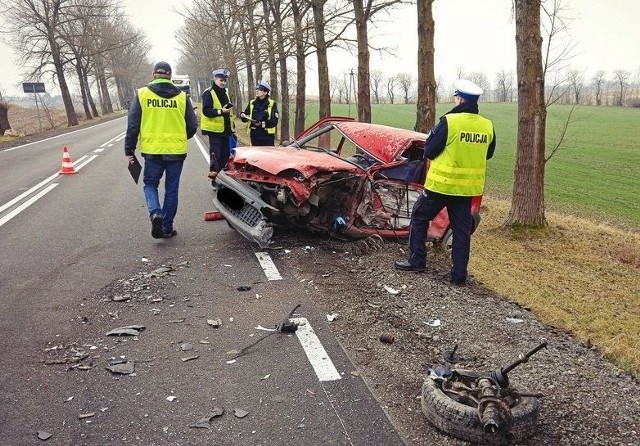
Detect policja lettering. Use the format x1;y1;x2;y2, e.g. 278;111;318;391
459;131;488;144
146;98;178;108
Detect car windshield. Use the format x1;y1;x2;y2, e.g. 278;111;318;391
288;124;379;165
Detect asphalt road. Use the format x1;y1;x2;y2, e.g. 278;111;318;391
0;118;405;445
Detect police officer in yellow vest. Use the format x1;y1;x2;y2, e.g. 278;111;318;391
125;61;198;239
240;80;279;146
395;79;496;285
201;69;236;182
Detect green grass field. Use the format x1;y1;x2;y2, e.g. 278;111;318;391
292;102;640;228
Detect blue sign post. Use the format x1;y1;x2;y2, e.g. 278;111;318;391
22;82;46;131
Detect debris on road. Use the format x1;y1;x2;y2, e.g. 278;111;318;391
237;285;252;291
37;431;52;441
181;355;199;362
326;313;339;322
106;361;135;375
207;318;222;328
78;413;95;419
233;408;249;418
379;333;395;344
166;396;177;402
106;325;146;336
189;408;225;428
383;285;400;295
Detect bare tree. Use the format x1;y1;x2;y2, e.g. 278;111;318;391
386;75;396;104
592;70;606;106
396;72;412;104
468;71;491;99
3;0;79;126
541;0;575;105
351;0;403;122
415;0;436;132
504;0;547;227
566;68;583;104
612;69;631;106
370;69;383;104
495;69;514;102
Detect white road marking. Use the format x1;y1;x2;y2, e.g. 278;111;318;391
0;183;58;228
194;135;210;162
94;148;105;152
0;172;59;214
255;252;282;280
291;317;341;382
74;155;98;171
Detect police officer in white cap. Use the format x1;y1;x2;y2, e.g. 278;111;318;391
200;68;236;182
240;80;279;146
395;79;496;286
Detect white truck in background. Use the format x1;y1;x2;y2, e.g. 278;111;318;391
171;75;191;97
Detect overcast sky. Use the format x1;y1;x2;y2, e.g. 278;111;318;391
1;0;638;97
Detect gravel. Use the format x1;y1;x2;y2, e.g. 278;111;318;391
279;233;640;446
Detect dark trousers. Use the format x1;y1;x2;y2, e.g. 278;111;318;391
208;134;230;172
250;135;275;146
408;190;472;283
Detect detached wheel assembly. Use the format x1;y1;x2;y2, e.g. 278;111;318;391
421;378;539;445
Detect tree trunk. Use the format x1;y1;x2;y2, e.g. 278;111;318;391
50;35;78;126
504;0;547;227
415;0;436;132
0;103;10;136
75;58;92;119
263;0;279;101
353;1;371;123
292;0;308;136
312;0;331;120
270;2;290;141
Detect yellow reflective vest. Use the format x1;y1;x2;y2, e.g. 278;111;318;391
138;80;188;154
425;113;494;196
200;88;236;133
247;98;276;135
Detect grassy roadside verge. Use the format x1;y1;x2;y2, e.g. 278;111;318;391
471;196;639;376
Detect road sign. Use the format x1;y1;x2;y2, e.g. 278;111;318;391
22;82;46;93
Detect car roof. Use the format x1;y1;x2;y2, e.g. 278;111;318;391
334;121;427;163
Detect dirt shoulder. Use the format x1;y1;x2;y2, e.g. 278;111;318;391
276;232;640;446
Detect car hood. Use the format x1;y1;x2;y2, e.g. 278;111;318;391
232;146;360;177
334;122;427;163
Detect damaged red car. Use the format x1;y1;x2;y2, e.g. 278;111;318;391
213;116;481;248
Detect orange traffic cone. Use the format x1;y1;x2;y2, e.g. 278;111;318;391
59;146;77;174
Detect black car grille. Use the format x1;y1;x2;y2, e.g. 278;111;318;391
221;200;263;227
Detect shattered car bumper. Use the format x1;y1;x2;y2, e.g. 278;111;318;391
212;172;279;248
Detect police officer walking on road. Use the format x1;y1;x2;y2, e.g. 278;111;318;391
125;61;198;239
394;79;496;285
201;69;236;182
240;80;279;146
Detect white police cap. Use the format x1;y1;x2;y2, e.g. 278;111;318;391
256;80;271;92
212;68;230;79
454;79;483;101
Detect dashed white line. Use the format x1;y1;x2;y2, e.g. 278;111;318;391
291;317;341;382
255;252;282;280
0;183;58;228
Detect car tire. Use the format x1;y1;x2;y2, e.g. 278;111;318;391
421;378;539;445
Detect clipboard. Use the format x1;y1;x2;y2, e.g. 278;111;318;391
128;155;142;184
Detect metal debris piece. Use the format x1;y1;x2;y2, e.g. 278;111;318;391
233;408;249;418
181;355;199;362
106;325;146;336
189;408;225;429
424;319;441;327
207;319;222;328
261;374;271;380
326;313;339;322
236;285;252;291
199;340;210;344
106;361;135;375
383;285;400;295
506;317;525;323
179;343;193;351
37;431;53;440
169;318;186;323
166;396;177;402
367;302;382;309
78;413;95;419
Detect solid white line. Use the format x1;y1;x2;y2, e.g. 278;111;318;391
0;172;59;214
0;183;58;228
74;155;98;171
255;252;282;280
3;116;126;151
291;317;341;382
194;135;210;163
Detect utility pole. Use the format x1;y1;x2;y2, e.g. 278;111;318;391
348;68;356;117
